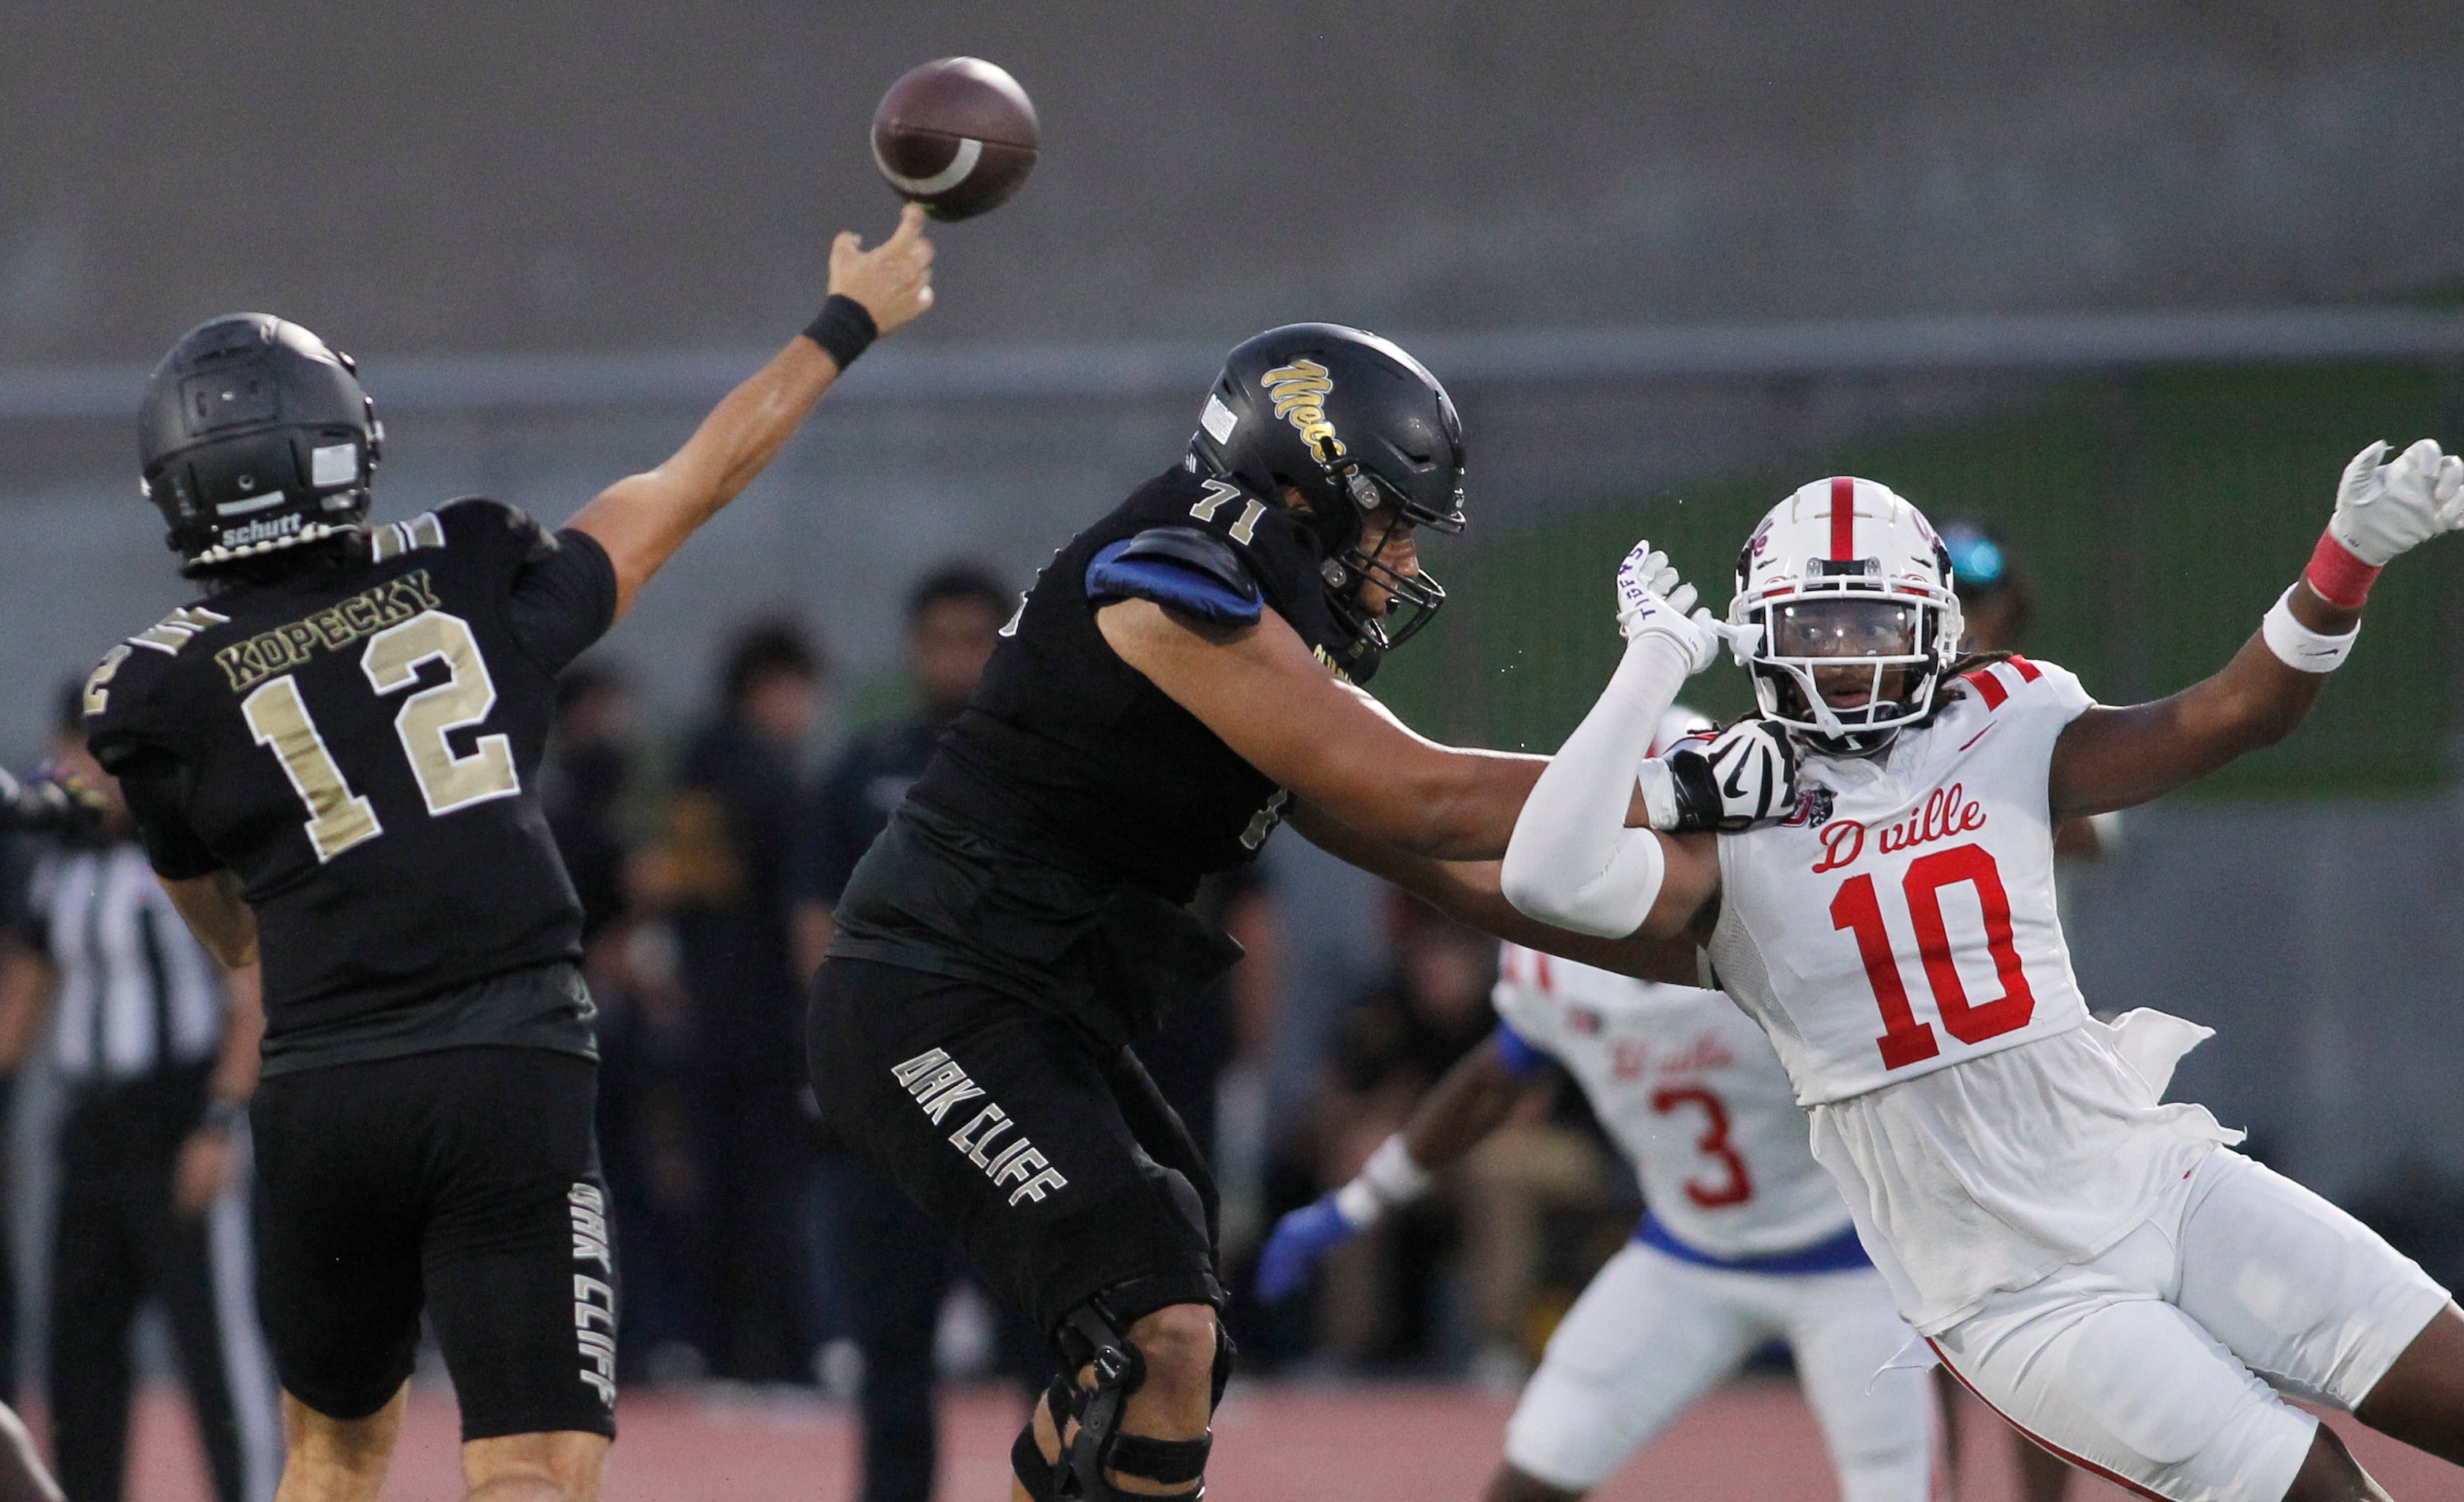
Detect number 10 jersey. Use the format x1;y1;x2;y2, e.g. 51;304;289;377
1707;656;2238;1332
1707;655;2097;1108
84;499;617;1056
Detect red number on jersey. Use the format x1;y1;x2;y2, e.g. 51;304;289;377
1831;841;2037;1070
1651;1086;1755;1208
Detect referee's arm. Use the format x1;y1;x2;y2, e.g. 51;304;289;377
0;940;54;1073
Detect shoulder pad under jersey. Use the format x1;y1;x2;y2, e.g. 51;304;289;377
1085;525;1264;626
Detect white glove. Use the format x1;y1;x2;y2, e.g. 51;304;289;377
2326;439;2464;566
1613;541;1728;673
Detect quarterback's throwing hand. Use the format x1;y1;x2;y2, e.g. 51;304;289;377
1613;541;1729;673
829;203;936;337
2328;438;2464;567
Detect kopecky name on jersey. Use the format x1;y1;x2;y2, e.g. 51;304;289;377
1809;782;1987;873
214;569;441;693
893;1047;1070;1206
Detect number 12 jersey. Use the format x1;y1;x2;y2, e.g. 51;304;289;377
84;499;617;1065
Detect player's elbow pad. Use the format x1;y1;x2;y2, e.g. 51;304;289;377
1500;824;1665;939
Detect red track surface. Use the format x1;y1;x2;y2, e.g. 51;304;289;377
112;1377;2459;1500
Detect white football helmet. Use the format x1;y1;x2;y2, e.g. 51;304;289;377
1727;476;1963;753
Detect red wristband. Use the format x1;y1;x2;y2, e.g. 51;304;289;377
2304;531;2381;609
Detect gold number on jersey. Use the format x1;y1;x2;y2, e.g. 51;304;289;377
1227;499;1266;545
1187;478;1244;522
362;611;519;814
84;645;134;717
242;676;384;862
243;609;521;860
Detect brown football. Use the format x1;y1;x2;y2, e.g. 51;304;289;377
871;58;1040;222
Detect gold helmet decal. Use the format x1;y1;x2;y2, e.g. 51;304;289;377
1261;359;1345;461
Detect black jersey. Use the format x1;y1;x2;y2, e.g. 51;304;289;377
833;465;1357;1044
83;499;617;1065
909;463;1356;901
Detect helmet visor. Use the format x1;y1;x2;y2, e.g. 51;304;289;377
1771;598;1919;659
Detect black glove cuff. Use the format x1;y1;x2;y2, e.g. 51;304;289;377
802;294;879;372
1663;749;1721;833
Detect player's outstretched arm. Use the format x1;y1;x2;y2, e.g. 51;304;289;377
2051;439;2462;817
1496;542;1731;941
1256;1031;1546;1303
566;205;936;621
1289;801;1703;985
1099;599;1553;860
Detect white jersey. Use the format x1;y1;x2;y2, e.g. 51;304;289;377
1492;945;1854;1260
1708;655;2096;1106
1707;657;2237;1331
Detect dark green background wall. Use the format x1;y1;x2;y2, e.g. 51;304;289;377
1375;363;2464;794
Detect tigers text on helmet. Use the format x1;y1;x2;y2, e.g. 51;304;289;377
138;314;383;576
1727;477;1962;755
1186;322;1466;660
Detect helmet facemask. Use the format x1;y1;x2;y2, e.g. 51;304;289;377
1318;446;1463;654
1734;561;1963;757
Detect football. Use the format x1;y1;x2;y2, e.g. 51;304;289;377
870;58;1040;222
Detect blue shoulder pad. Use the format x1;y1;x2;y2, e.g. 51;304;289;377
1086;526;1263;626
1492;1020;1556;1077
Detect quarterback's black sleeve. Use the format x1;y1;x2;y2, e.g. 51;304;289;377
111;752;224;881
507;527;620;674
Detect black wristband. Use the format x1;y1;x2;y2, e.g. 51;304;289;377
803;294;878;372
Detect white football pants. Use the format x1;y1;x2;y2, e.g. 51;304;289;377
1504;1242;1935;1500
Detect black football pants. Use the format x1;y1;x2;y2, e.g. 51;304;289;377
808;958;1222;1344
48;1065;275;1502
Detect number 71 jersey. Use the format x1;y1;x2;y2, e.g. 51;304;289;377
83;499;617;1033
1707;656;2097;1106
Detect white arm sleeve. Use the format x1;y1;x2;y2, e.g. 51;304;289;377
1500;632;1691;937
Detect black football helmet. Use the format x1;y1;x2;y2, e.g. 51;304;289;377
138;314;382;575
1188;322;1466;660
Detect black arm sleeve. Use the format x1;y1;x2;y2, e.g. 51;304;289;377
507;527;620;675
113;753;224;881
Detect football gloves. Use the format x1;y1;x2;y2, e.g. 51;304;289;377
2329;438;2464;566
1254;1196;1360;1304
1639;718;1800;833
1614;541;1734;673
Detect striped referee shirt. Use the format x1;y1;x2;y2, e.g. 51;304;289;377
22;839;226;1083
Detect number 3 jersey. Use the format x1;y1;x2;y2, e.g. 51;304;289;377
82;500;617;1069
1706;656;2236;1332
1491;945;1857;1264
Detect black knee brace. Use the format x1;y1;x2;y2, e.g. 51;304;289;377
1048;1286;1233;1500
1010;1378;1074;1502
